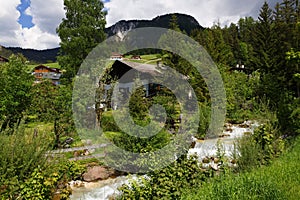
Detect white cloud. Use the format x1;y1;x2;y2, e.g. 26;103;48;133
29;0;65;34
0;0;22;47
104;0;267;28
0;0;64;50
15;26;61;50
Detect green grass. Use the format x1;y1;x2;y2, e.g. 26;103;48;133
140;54;161;60
25;121;53;133
122;54;164;64
181;136;300;200
27;62;61;71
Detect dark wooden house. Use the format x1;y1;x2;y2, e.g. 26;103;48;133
32;65;61;85
0;55;9;63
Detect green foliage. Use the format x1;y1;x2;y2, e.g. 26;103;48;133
289;97;300;134
118;155;207;200
19;167;55;200
129;80;150;123
0;55;33;132
100;111;121;132
196;102;211;139
0;127;85;199
18;160;85;200
57;0;106;82
29;82;75;148
182;172;285;200
106;129;170;153
224;70;259;123
237;122;285;171
182;136;300;200
0;127;52;198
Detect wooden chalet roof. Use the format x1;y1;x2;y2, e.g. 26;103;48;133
0;55;9;63
108;60;162;83
120;60;161;76
34;65;60;73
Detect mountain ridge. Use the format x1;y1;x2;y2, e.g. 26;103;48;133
1;13;203;63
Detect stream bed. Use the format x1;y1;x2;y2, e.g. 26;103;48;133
70;121;259;200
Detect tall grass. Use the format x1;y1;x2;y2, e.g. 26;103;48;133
181;136;300;200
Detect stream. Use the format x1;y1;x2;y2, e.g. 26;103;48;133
70;121;259;200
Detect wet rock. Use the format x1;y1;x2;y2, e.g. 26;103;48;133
225;127;233;132
82;149;90;156
224;123;233;127
70;180;85;188
52;192;61;200
210;163;219;171
190;141;196;148
213;157;220;163
83;166;116;182
202;157;210;163
64;137;74;145
219;133;231;138
73;151;80;157
238;123;250;128
230;159;237;164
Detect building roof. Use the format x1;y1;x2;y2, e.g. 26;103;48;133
34;65;61;73
108;60;162;83
119;60;161;76
0;55;9;62
110;52;123;57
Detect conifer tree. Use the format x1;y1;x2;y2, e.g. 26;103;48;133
57;0;106;83
252;1;277;73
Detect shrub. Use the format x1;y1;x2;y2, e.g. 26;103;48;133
0;127;51;198
118;155;208;200
100;111;121;132
0;126;84;199
237;123;285;171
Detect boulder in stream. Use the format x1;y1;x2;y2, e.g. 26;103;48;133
83;166;116;182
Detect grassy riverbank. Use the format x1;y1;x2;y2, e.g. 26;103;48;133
181;136;300;200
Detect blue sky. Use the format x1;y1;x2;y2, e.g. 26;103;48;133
16;0;111;29
17;0;34;28
1;0;280;50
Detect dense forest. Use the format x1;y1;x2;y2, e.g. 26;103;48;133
0;0;299;199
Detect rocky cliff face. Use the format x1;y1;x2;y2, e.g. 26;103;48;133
105;13;204;39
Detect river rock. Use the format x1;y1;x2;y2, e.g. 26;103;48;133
83;166;116;182
210;163;219;171
202;157;210;163
190;141;196;148
219;133;231;138
238;123;250;128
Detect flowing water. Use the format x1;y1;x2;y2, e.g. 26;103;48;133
70;121;259;200
188;121;259;160
70;176;129;200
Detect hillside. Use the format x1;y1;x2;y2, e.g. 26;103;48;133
6;47;59;64
105;13;204;38
0;45;13;59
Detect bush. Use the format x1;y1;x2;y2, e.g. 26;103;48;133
118;155;208;200
0;126;84;199
237;123;285;171
0;127;52;198
100;111;121;132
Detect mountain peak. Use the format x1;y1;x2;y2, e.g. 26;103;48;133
105;13;203;38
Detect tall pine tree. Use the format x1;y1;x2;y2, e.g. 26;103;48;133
252;1;277;73
57;0;106;83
